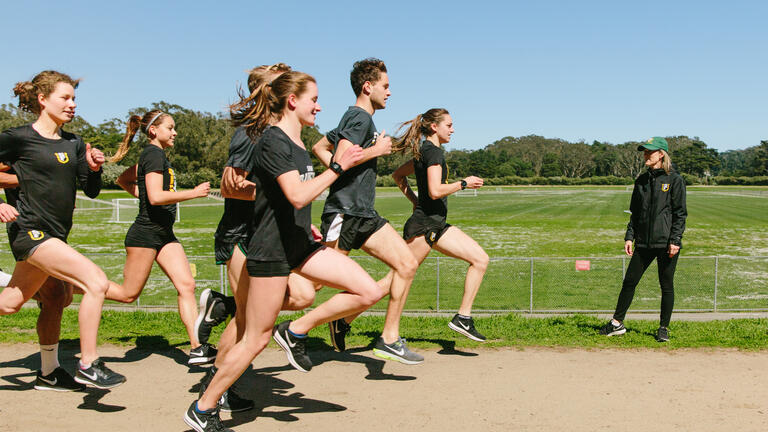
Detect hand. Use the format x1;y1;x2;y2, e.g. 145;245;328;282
0;203;18;223
85;143;105;171
336;144;363;171
464;176;484;189
193;182;210;198
624;240;633;256
668;243;680;257
310;224;322;242
375;130;392;156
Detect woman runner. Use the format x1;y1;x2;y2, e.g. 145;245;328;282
0;70;125;389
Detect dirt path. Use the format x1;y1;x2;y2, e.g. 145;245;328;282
1;343;766;431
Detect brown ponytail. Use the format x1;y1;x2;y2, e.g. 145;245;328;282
230;63;292;130
13;70;80;115
230;70;316;139
110;109;169;163
392;108;450;160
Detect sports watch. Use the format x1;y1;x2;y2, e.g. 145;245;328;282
330;161;344;175
460;180;467;190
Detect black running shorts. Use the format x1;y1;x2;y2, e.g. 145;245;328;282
246;242;323;277
8;224;55;261
214;238;248;265
320;213;389;251
124;223;179;251
402;215;451;248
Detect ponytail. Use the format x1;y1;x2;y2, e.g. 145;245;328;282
110;109;168;163
392;108;450;160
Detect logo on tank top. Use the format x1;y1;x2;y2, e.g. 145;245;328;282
54;152;69;164
661;184;670;192
28;230;44;240
369;131;379;148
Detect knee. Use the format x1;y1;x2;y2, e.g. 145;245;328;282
471;251;490;273
395;256;419;280
244;331;271;356
362;282;385;307
175;279;196;297
38;282;73;310
291;291;316;310
85;274;109;298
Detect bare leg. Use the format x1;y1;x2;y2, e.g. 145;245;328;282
433;227;489;316
104;247;156;303
155;242;200;347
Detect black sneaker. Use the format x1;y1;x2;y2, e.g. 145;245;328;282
189;343;218;366
656;326;670;342
34;367;86;392
599;320;627;336
448;314;487;342
272;320;312;372
184;401;233;432
372;337;424;365
74;359;126;389
328;318;351;352
195;289;228;345
219;388;254;413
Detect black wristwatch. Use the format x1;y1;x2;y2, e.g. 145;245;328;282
460;180;467;190
330;161;344;175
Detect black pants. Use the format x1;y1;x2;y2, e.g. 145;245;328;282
613;247;679;327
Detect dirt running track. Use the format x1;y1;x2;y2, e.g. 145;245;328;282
1;343;766;431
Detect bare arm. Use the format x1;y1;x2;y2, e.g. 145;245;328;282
146;171;209;205
335;130;392;168
221;166;256;201
426;165;483;200
0;172;18;188
392;160;418;208
312;136;334;168
116;164;139;198
277;145;363;209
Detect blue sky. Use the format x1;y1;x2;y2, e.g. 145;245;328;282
1;1;765;152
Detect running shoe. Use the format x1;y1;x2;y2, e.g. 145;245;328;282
328;318;351;352
372;337;424;365
184;401;233;432
599;320;627;336
74;359;126;389
448;314;487;342
189;343;218;366
195;289;228;345
272;320;312;372
656;326;670;342
34;367;86;392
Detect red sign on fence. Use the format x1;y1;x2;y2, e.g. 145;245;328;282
575;260;591;271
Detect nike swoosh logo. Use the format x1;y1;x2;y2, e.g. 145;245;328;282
204;304;217;323
193;411;207;428
459;321;470;330
287;334;297;348
79;369;98;381
39;376;57;385
387;345;405;356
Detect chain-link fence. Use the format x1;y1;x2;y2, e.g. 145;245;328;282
2;252;766;313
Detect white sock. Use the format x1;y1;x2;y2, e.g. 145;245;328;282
0;269;11;287
611;319;622;326
40;344;60;376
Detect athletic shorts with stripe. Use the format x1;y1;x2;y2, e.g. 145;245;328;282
320;212;388;251
402;214;451;248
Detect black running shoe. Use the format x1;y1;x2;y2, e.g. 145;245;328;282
189;343;218;366
219;388;254;413
328;318;351;352
34;367;86;392
195;289;228;345
74;359;126;389
448;314;487;342
372;337;424;365
599;320;627;336
184;401;233;432
656;326;670;342
272;320;312;372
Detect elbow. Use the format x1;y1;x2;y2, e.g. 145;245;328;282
288;198;308;210
428;189;441;200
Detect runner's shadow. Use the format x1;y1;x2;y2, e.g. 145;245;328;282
313;348;417;381
109;335;205;372
0;341;81;391
77;388;126;413
406;337;479;357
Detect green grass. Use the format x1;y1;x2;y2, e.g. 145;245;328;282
1;186;766;312
2;309;767;350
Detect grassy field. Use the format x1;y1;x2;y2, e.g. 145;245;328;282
1;186;767;312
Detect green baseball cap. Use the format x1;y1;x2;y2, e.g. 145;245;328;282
638;137;668;152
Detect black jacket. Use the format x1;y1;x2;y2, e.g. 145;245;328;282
625;168;687;249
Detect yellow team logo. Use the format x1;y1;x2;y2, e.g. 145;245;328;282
54;152;69;164
661;184;670;192
28;230;44;240
168;168;176;192
429;232;437;242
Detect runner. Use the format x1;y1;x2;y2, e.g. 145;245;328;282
600;137;687;342
390;109;489;341
106;109;213;364
0;70;125;389
312;58;421;364
0;163;85;391
185;70;376;432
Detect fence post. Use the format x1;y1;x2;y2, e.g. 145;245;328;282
436;257;440;312
529;257;534;313
713;256;719;312
220;264;226;296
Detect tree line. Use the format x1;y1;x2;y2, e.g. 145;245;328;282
2;102;766;188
